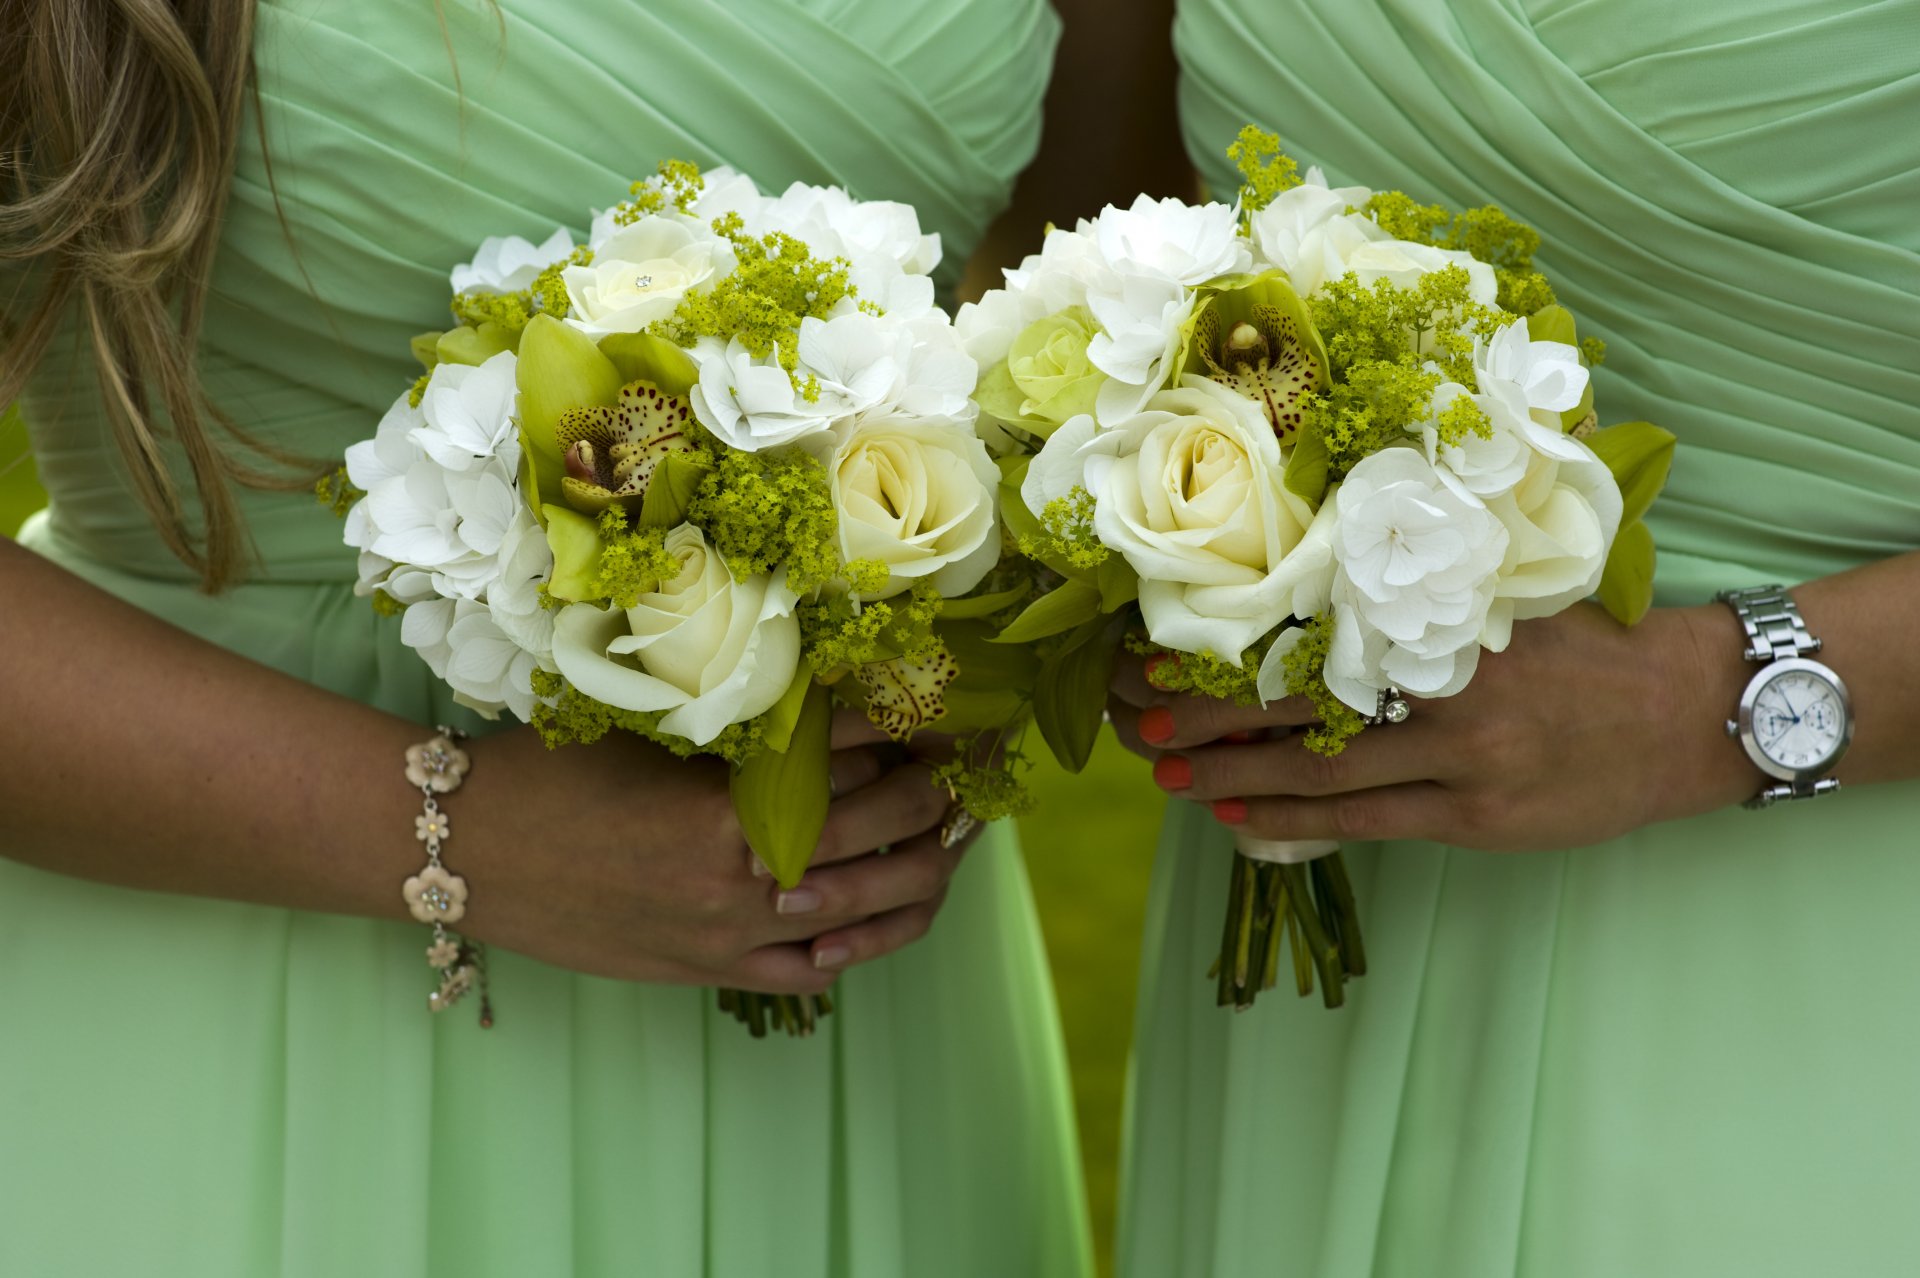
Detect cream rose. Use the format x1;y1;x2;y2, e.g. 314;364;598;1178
1025;376;1331;655
562;217;729;338
820;413;1001;600
550;525;800;745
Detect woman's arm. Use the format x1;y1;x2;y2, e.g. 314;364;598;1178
1109;550;1920;851
0;536;970;989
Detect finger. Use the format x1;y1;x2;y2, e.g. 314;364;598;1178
1110;649;1160;708
1107;699;1163;763
828;743;893;798
773;828;961;931
1136;691;1321;750
831;707;891;750
808;892;946;973
725;942;839;997
812;762;949;867
1207;783;1456;844
1154;723;1447;802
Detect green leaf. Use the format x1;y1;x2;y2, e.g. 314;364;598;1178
1034;615;1124;773
938;618;1041;732
942;584;1031;620
598;332;699;397
1525;304;1578;348
1597;518;1656;626
993;578;1103;644
1096;553;1139;610
436;322;515;368
1283;423;1332;507
542;504;605;602
410;331;443;373
758;666;815;755
636;450;711;529
732;681;832;889
517;314;623;510
1585;420;1676;525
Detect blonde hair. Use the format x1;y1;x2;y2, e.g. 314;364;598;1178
1;0;291;591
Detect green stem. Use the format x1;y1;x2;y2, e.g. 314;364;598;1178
1217;851;1248;1008
1279;862;1346;1009
1233;856;1259;994
1320;852;1368;977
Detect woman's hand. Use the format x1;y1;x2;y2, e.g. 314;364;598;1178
461;710;976;997
1109;603;1759;852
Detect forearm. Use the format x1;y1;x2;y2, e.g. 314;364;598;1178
0;536;423;920
1670;549;1920;803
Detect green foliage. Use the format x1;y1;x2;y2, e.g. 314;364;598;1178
587;509;678;609
1597;518;1657;626
1432;391;1494;449
1022;487;1110;572
931;735;1037;823
528;668;766;763
799;578;945;673
1228;125;1303;213
732;681;832;888
1585;420;1677;525
1274;617;1367;756
688;441;840;590
313;466;362;517
649;215;862;397
993;578;1103;644
1127;634;1263;704
450;246;594;332
1363;193;1556;314
1034;615;1125;774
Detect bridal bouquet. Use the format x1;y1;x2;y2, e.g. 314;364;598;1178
331;162;1038;1035
960;128;1673;1008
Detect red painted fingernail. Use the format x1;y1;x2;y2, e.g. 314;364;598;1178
1222;730;1263;745
1153;754;1192;791
1211;798;1248;825
1139;705;1175;745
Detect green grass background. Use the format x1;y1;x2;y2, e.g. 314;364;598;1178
0;406;1163;1274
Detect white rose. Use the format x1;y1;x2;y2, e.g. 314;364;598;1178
1315;447;1509;702
1089;195;1250;285
550;525;801;746
408;350;521;474
1026;377;1331;656
450;227;574;296
820;413;1000;600
563;217;730;338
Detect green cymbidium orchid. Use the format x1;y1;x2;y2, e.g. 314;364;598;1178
556;381;698;515
1174;271;1331;447
516;315;622;512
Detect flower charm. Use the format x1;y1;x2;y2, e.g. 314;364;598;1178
414;811;451;843
429;964;475;1012
403;864;470;925
426;937;462;969
405;737;471;792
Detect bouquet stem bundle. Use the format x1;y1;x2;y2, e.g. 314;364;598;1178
717;989;835;1038
1214;849;1365;1010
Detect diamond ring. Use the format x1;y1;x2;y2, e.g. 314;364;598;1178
1368;686;1411;726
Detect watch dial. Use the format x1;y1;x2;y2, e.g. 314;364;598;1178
1752;670;1846;772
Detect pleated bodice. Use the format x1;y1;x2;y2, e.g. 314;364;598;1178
1177;0;1920;602
23;0;1057;583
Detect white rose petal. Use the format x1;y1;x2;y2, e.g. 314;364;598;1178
822;413;1000;599
550;526;801;746
563;217;730;339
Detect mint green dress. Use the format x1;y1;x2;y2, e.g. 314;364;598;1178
1124;2;1920;1274
0;3;1092;1275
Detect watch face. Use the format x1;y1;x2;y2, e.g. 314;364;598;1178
1751;667;1848;773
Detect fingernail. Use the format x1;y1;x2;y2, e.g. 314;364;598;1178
1222;730;1263;745
1139;705;1175;744
1153;754;1192;792
749;853;769;878
1211;798;1248;825
813;944;851;970
776;888;822;915
1144;653;1180;688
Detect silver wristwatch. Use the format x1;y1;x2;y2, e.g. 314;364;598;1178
1716;585;1852;809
